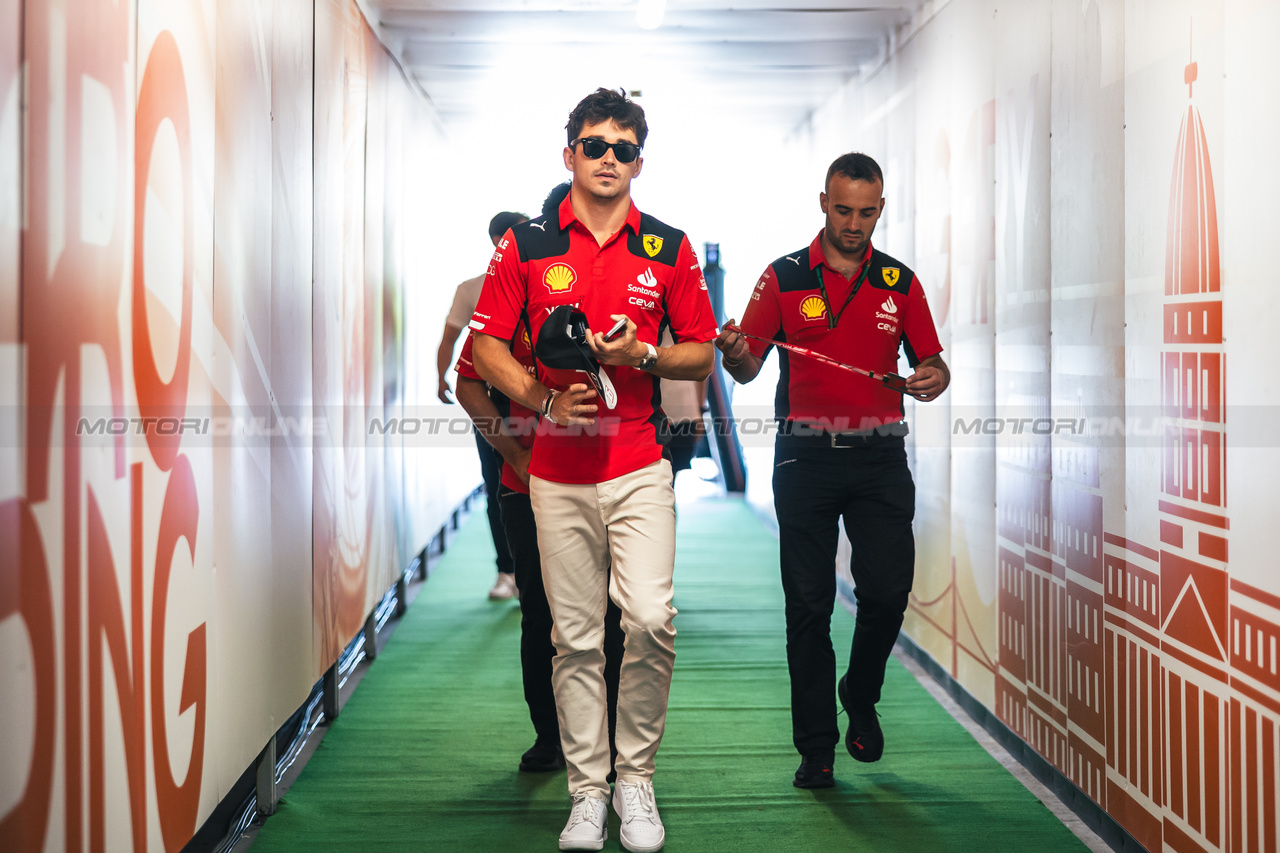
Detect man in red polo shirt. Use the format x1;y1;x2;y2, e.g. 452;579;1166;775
472;88;717;852
716;153;949;789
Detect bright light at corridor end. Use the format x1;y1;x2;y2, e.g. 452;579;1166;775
636;0;665;30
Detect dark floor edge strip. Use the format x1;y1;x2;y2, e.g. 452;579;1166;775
183;486;485;853
893;632;1150;853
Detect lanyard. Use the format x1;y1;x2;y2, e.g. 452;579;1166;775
813;260;870;330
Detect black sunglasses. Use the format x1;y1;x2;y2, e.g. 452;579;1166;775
570;137;641;163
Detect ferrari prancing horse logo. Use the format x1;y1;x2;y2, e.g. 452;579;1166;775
643;234;663;257
882;268;900;287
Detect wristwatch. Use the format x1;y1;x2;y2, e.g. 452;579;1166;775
637;342;658;371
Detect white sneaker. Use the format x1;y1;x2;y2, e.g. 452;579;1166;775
612;779;665;852
558;792;608;851
488;572;517;600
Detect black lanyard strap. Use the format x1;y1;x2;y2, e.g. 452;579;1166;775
812;261;870;330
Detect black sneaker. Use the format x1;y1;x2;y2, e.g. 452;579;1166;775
793;752;835;788
838;674;883;762
518;738;565;773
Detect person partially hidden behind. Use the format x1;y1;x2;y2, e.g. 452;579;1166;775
472;88;717;851
715;152;949;789
452;182;624;781
436;211;528;600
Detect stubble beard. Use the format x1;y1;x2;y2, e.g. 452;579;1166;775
826;223;867;259
585;175;626;203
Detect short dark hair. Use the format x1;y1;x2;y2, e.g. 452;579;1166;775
566;88;648;148
825;153;883;192
488;211;527;240
541;182;571;220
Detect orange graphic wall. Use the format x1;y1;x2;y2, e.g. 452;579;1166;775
0;0;467;849
791;2;1280;852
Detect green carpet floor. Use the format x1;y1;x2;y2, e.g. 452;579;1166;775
251;497;1088;852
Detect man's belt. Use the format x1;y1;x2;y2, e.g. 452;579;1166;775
777;421;909;448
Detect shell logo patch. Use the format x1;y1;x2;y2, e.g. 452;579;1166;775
882;268;900;287
799;295;828;321
544;263;577;293
642;234;664;257
522;328;532;348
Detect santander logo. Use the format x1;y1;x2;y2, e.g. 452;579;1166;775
881;295;898;314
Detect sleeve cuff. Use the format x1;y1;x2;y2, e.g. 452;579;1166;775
469;318;515;340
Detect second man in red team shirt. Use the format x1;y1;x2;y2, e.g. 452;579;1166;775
472;88;717;853
717;152;949;790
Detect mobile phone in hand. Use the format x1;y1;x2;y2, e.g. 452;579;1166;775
603;317;628;342
881;373;909;394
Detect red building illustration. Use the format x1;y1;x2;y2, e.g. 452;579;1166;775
996;457;1067;776
993;419;1109;806
1058;454;1107;807
1103;39;1279;853
927;32;1280;853
1152;45;1230;851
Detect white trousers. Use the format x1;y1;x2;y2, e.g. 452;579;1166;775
529;459;677;798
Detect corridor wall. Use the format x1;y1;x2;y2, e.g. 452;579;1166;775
780;2;1280;851
0;0;474;850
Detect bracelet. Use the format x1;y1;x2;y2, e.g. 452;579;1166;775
540;389;559;423
721;353;743;368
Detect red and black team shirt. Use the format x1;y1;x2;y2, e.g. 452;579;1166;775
455;321;537;495
739;232;943;431
471;193;719;484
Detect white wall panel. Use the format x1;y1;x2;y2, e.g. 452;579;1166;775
0;0;458;849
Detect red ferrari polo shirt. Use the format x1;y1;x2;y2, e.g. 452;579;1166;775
455;322;537;495
471;193;718;484
739;232;942;431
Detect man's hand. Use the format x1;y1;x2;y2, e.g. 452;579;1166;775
714;319;751;364
549;383;599;425
587;314;644;367
905;354;950;401
507;446;533;485
713;317;763;383
585;315;714;380
436;323;465;404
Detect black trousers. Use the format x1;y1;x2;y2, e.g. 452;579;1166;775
475;429;513;575
663;419;702;474
499;489;623;749
771;434;916;756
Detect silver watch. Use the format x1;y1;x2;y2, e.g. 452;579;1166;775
637;342;658;371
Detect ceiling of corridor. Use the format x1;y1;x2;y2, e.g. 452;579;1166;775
364;1;925;138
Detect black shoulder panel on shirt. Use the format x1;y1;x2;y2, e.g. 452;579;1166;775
513;214;570;262
866;248;917;293
627;213;683;267
769;248;815;294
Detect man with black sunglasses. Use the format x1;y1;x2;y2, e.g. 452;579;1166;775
472;88;717;852
715;153;949;789
453;182;626;782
